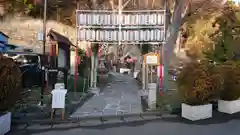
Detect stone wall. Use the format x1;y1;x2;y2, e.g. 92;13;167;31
0;16;76;53
0;15;143;71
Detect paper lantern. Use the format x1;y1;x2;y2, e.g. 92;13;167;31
78;14;85;25
100;14;104;25
145;14;150;25
95;14;100;25
144;31;148;41
146;30;150;41
156;30;161;41
91;30;95;41
150;30;154;41
99;31;104;41
157;14;164;25
104;31;108;41
113;31;117;41
129;15;134;25
135;14;139;25
129;31;134;41
134;31;139;41
151;14;157;25
140;30;144;41
126;15;130;25
95;30;99;41
86;14;91;25
107;14;111;25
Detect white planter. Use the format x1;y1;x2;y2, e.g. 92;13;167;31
218;99;240;114
181;103;212;121
0;112;11;135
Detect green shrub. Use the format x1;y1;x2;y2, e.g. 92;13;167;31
177;60;221;105
0;55;22;112
67;75;89;93
219;61;240;101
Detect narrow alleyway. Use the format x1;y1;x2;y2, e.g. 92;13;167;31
70;72;142;118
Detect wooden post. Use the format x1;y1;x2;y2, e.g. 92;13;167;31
146;64;149;90
150;65;153;83
142;59;145;90
50;108;65;120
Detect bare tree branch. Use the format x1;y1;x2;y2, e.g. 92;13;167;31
122;0;131;9
109;0;116;11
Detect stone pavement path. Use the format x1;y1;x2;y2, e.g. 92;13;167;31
71;72;142;118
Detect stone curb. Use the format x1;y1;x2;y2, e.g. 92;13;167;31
12;114;178;131
12;110;172;125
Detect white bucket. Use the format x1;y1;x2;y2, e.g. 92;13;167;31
55;83;65;89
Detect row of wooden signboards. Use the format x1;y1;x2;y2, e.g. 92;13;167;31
77;14;165;26
77;29;165;41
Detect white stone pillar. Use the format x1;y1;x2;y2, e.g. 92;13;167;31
148;83;157;109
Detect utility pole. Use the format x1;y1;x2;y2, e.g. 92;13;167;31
91;0;98;89
162;0;168;92
118;0;122;49
40;0;47;106
116;0;122;72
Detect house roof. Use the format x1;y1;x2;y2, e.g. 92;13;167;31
0;31;9;38
47;29;72;45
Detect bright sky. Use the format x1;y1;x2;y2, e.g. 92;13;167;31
232;0;240;3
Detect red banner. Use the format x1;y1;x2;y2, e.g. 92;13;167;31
98;45;102;58
77;56;81;64
74;45;79;91
159;47;164;96
85;46;93;57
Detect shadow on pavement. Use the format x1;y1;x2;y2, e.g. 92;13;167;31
8;118;164;135
162;111;240;125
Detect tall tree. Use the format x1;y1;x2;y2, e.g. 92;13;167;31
0;0;6;20
205;4;240;63
165;0;228;64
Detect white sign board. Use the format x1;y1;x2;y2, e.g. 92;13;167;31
37;32;43;41
51;89;67;109
58;48;66;68
146;55;158;65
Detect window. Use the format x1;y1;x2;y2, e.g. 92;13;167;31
24;55;39;64
6;53;18;57
14;55;26;65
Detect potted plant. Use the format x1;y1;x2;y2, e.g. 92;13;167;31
0;55;22;135
218;61;240;114
177;60;220;121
